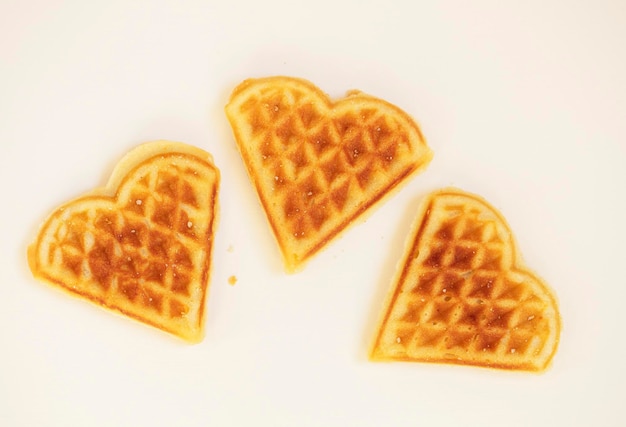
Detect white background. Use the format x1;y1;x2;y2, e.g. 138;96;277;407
1;1;625;426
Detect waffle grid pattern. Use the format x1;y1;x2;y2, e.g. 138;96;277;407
373;193;558;370
33;154;218;339
227;77;432;269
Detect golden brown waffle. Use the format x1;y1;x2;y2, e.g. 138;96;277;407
225;76;433;272
371;188;560;371
28;141;220;342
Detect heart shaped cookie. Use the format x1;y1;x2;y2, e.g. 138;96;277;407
28;141;220;342
371;188;560;371
225;76;433;272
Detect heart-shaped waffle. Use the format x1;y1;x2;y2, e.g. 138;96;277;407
225;76;433;272
28;141;220;342
371;188;560;371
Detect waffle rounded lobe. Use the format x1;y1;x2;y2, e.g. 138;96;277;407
371;188;561;371
28;141;220;342
225;76;433;272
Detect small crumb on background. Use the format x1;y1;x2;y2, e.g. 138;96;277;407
228;275;237;285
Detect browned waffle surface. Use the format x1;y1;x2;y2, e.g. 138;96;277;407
225;76;433;272
371;188;560;371
28;141;220;342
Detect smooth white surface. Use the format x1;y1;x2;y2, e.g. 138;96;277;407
1;1;625;426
